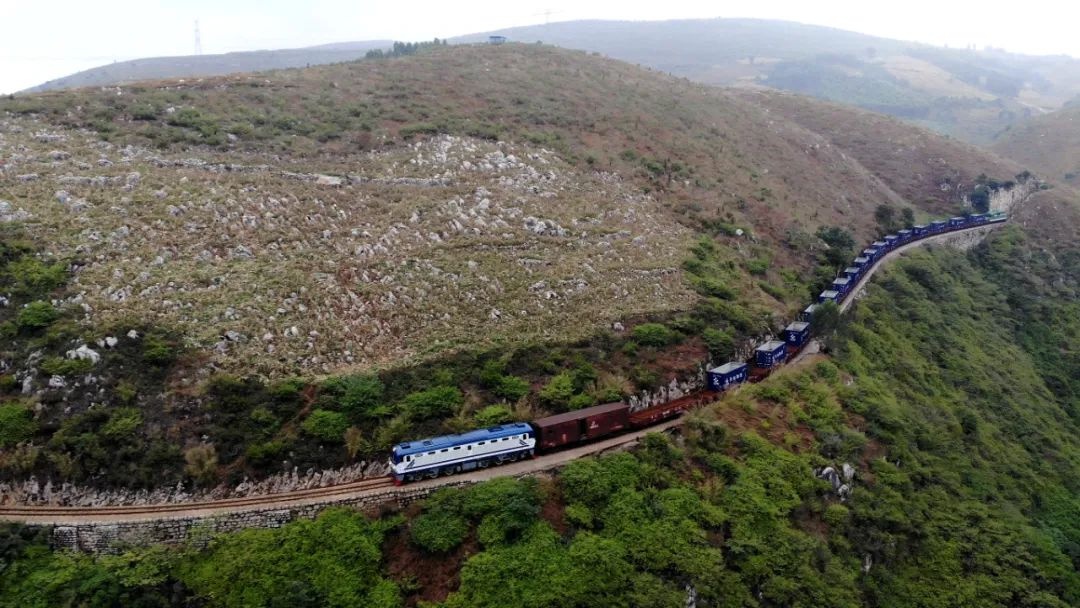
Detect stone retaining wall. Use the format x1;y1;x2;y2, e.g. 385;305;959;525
49;481;472;553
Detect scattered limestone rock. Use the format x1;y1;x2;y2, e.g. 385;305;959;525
65;345;101;365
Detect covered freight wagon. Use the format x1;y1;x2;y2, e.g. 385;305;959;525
532;402;630;451
897;229;912;242
843;266;861;281
800;304;817;322
831;277;852;294
708;362;749;391
852;256;870;269
884;235;899;248
755;340;788;368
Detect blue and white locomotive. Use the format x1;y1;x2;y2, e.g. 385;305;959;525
389;422;536;484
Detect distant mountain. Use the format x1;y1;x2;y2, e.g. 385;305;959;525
21;41;391;93
454;19;1080;144
992;104;1080;185
24;18;1080;144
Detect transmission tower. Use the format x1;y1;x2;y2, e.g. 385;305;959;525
194;20;203;55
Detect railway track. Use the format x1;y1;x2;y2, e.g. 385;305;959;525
0;477;396;519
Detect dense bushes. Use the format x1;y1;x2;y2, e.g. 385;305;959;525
409;478;541;554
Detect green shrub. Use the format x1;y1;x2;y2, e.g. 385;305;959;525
100;408;142;439
16;301;58;330
301;409;350;443
538;372;575;410
268;377;306;399
746;258;770;276
5;257;67;298
401;386;464;420
631;323;677;347
39;356;93;377
493;375;529;401
823;503;850;528
689;276;736;300
474;404;513;427
0;402;37;447
332;374;386;419
464;478;541;546
115;380;138;404
568;393;597;410
702;328;735;360
142;331;179;366
410;509;469;553
245;440;287;466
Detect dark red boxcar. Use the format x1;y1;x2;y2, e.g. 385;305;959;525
532;402;630;451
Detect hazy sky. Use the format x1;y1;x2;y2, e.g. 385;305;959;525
3;0;1079;94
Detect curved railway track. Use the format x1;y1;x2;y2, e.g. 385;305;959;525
0;220;1010;526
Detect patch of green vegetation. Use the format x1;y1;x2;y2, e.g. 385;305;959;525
400;385;464;421
301;409;350;443
630;322;678;347
38;356;93;377
0;402;37;447
15;301;59;331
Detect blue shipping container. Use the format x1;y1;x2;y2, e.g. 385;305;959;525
853;256;870;268
755;340;788;368
832;277;852;293
707;362;748;391
913;224;928;236
785;321;811;347
819;290;841;304
843;266;861;280
800;304;817;322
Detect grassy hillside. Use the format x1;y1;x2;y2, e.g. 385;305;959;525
992;104;1080;185
0;44;1035;490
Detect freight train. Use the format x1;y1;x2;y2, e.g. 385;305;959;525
389;211;1006;483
